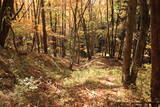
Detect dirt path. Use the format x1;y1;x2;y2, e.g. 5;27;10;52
51;55;142;106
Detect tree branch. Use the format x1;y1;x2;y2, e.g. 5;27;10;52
12;3;24;20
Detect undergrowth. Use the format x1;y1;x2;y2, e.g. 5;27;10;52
0;48;152;106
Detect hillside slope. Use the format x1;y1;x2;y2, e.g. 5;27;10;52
0;48;149;107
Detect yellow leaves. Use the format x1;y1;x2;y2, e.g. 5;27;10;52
13;19;32;29
12;18;67;40
12;19;34;36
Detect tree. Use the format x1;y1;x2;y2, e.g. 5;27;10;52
122;0;137;88
48;1;57;57
130;0;150;86
0;0;14;47
61;0;66;57
41;0;48;53
150;0;160;104
32;0;40;53
69;0;90;64
110;0;115;57
81;16;92;60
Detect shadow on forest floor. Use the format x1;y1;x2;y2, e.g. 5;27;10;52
53;67;142;106
0;49;149;106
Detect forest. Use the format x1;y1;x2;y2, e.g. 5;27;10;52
0;0;160;106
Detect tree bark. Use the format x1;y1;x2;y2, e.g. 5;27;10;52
130;0;150;86
122;0;137;88
0;0;14;47
150;0;160;104
0;0;2;8
41;0;48;54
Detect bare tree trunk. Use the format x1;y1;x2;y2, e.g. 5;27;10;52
0;0;14;47
105;0;110;56
41;0;48;54
130;0;150;86
88;0;94;56
81;16;92;60
61;0;66;58
48;1;57;57
122;0;137;88
32;0;40;53
0;0;2;8
48;1;53;31
150;0;160;104
72;0;79;63
110;0;115;57
118;30;126;59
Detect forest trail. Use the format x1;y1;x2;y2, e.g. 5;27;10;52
51;55;144;106
72;55;122;70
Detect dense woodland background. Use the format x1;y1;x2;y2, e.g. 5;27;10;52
0;0;160;106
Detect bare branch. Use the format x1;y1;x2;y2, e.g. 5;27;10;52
12;3;24;20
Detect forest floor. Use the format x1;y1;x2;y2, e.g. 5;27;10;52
0;48;150;107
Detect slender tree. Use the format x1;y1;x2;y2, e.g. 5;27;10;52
41;0;48;53
61;0;66;57
32;0;40;52
105;0;110;56
122;0;137;88
110;0;115;57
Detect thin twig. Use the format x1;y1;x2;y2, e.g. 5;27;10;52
12;3;24;20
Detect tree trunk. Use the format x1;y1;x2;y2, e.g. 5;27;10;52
0;0;2;8
105;0;110;56
110;0;115;57
122;0;137;88
0;0;14;47
130;0;150;86
49;2;57;57
61;0;66;58
49;1;53;31
81;17;92;60
150;0;160;104
32;0;40;53
41;0;48;54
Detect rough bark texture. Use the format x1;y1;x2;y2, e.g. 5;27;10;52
122;0;137;88
150;0;160;103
